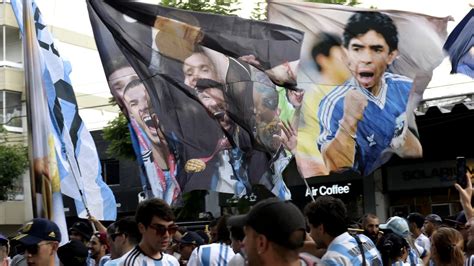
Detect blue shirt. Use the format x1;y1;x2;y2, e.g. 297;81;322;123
318;73;412;175
321;232;383;266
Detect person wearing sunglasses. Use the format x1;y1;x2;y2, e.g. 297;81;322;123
11;218;61;266
107;198;179;265
105;217;141;265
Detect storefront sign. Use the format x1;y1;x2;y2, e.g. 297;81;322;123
305;184;351;197
386;159;473;191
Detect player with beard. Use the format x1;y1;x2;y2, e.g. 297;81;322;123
122;79;180;204
317;11;422;175
361;213;381;245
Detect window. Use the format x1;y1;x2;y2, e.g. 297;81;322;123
101;159;120;185
0;90;22;129
0;25;22;67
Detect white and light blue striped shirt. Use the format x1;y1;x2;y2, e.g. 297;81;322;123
321;232;383;266
104;246;179;266
187;243;235;266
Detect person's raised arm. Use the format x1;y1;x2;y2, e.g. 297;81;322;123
321;89;367;171
455;172;473;220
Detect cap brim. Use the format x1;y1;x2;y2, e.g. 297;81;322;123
12;234;43;246
379;224;389;230
227;214;248;228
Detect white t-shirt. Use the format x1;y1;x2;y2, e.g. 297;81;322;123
415;233;431;253
105;246;179;266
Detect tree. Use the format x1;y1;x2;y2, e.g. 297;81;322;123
0;127;28;200
102;110;136;160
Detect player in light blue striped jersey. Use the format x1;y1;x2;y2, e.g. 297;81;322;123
318;11;422;176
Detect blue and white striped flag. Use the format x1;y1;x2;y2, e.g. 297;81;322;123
11;0;117;221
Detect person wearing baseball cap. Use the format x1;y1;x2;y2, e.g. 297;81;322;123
178;231;204;265
57;239;88;266
424;214;442;238
379;216;429;265
12;218;61;266
228;198;308;266
68;221;93;245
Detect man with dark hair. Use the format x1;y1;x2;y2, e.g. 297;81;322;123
105;217;141;264
122;79;180;204
407;212;430;253
187;216;234;265
229;198;310;266
304;196;382;265
311;32;351;86
296;32;351;178
88;232;109;265
318;11;422;176
227;225;245;266
361;213;380;244
110;198;179;265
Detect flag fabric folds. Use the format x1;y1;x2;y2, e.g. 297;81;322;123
268;0;449;178
11;0;117;221
87;0;301;199
444;9;474;78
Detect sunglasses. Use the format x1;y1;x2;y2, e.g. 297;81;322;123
148;223;179;236
25;241;53;255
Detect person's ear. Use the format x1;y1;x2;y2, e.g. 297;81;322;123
138;223;146;234
50;242;59;255
256;234;269;255
387;49;398;65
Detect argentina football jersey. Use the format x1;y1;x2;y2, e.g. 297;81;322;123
318;72;412;176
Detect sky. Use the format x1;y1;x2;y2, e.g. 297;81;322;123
33;0;473;129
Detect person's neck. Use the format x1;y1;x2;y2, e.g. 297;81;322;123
265;252;300;266
49;256;56;266
367;82;382;97
119;242;135;258
413;229;421;238
94;252;105;265
139;241;162;260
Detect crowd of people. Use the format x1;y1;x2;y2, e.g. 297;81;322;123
1;173;473;266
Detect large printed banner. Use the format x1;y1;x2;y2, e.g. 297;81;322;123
268;0;449;177
88;0;450;201
87;0;299;201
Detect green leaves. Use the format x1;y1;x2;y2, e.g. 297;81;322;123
102;112;136;160
0;143;28;201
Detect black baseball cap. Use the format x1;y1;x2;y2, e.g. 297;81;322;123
12;218;61;245
179;231;204;246
57;239;88;266
228;198;306;249
69;221;93;240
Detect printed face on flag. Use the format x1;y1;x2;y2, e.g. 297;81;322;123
88;0;303;198
268;4;448;178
